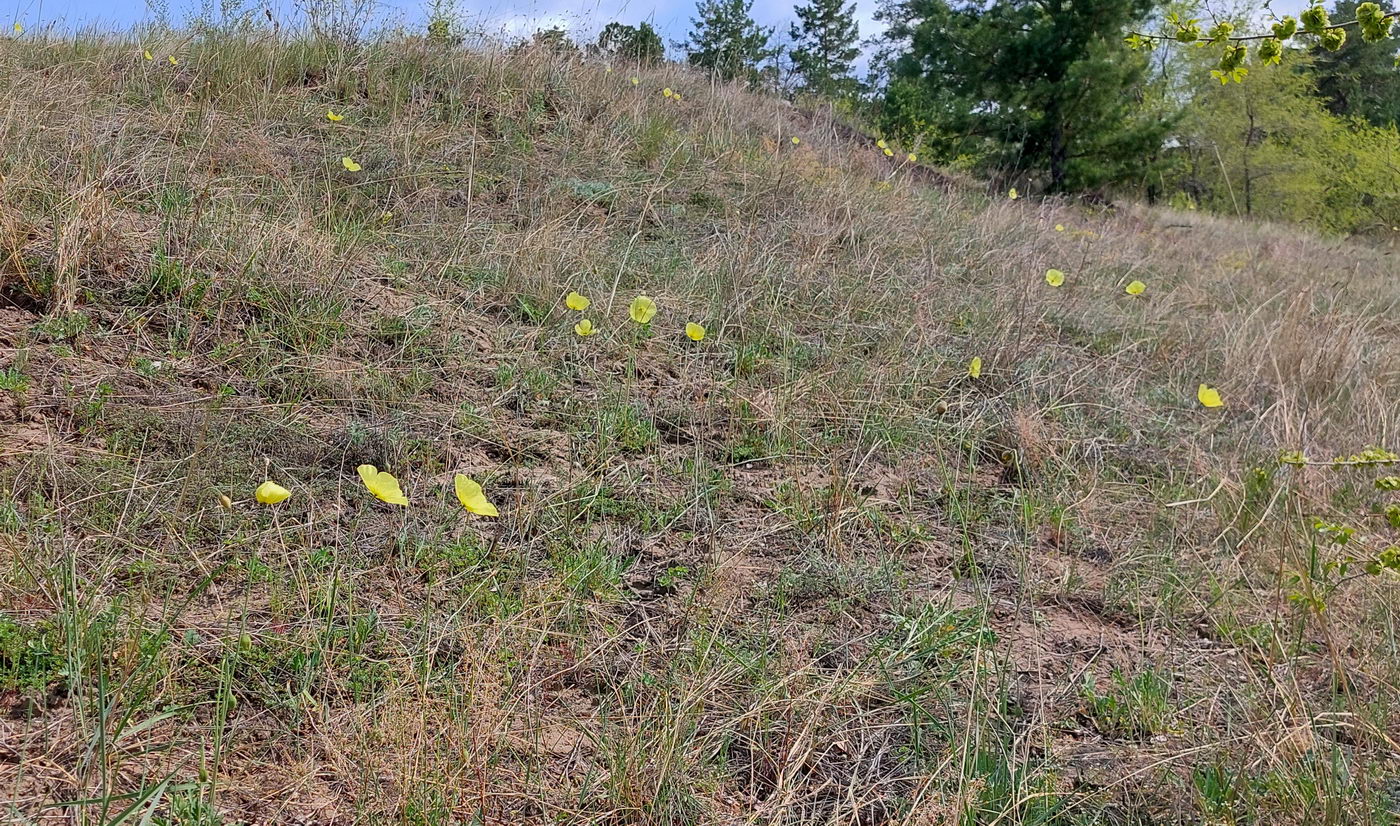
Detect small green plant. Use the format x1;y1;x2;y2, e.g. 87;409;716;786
0;365;29;392
1081;668;1176;737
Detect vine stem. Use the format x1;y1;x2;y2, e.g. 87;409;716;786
1128;13;1397;43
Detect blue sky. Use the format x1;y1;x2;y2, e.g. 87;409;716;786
12;0;890;52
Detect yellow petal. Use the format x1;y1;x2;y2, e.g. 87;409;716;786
672;93;681;101
629;295;657;324
1054;224;1065;232
1125;280;1146;295
455;474;499;517
907;153;917;162
883;147;894;157
357;464;408;505
685;322;706;341
168;55;178;65
326;109;344;122
791;136;801;145
876;139;887;149
630;76;639;85
341;156;362;172
1008;188;1018;200
1045;269;1065;287
574;318;597;336
144;49;153;60
968;357;982;378
663;87;673;97
566;291;591;311
1197;384;1224;408
255;480;291;505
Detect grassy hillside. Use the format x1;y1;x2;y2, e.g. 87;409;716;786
2;29;1400;825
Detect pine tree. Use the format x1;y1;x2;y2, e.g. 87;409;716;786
594;22;665;66
1312;0;1400;127
685;0;776;84
876;0;1170;192
790;0;862;97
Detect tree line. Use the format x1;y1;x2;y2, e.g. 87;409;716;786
539;0;1399;235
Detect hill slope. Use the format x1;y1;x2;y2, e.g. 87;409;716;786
2;31;1399;825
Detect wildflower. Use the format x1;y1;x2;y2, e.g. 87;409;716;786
1125;280;1146;295
1008;188;1019;200
144;50;153;60
1197;384;1224;408
380;211;394;222
255;481;291;505
663;87;673;98
455;474;499;517
883;147;894;157
566;291;591;311
12;22;21;34
357;464;408;506
326;109;344;122
341;156;362;172
968;357;982;378
1045;269;1065;287
168;55;178;65
876;139;887;149
629;295;657;324
630;76;639;85
672;92;682;102
1054;224;1065;232
791;136;801;145
907;153;917;162
574;318;598;336
685;322;706;341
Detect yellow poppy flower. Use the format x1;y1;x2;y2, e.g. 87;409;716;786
1045;269;1065;287
629;295;657;324
876;139;887;150
1008;188;1018;200
574;318;598;336
672;92;682;101
791;136;801;145
168;55;179;65
883;147;894;157
357;464;408;505
566;291;591;311
144;49;154;61
12;21;21;33
907;153;917;162
630;76;639;85
1197;384;1224;408
1125;280;1146;295
968;357;982;378
685;322;706;341
326;109;344;122
454;474;499;517
341;156;362;172
663;87;673;98
255;480;291;505
1054;224;1065;232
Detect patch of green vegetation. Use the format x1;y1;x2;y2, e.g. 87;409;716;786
0;616;65;693
1081;668;1176;738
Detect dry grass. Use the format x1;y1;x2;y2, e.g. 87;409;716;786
0;26;1398;826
